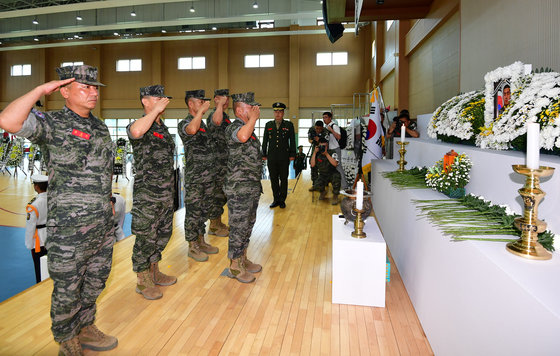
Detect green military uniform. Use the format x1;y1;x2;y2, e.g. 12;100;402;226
224;93;263;259
308;125;327;188
294;149;307;177
262;102;296;207
206;89;231;220
313;148;341;195
15;66;115;343
127;85;175;274
178;92;215;243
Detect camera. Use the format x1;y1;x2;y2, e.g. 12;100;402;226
319;145;326;153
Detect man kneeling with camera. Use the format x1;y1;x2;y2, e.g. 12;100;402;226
310;137;341;205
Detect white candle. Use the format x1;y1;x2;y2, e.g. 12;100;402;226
356;180;364;210
526;121;540;169
400;124;406;143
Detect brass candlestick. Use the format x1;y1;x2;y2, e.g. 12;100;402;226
506;164;555;260
396;141;409;171
351;204;367;239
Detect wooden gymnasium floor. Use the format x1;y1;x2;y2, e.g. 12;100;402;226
0;170;433;355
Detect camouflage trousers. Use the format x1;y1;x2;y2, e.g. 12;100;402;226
184;181;213;242
314;171;341;195
224;182;261;259
208;163;227;220
310;158;318;185
131;199;174;272
47;221;115;342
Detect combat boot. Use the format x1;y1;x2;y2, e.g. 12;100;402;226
188;240;209;262
318;190;327;200
331;194;339;205
198;235;219;254
78;324;118;351
59;336;83;356
136;270;162;300
242;249;262;273
228;257;256;283
208;218;229;237
150;261;177;286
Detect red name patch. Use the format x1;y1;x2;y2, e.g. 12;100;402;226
199;128;206;133
153;132;164;139
251;135;256;140
72;129;90;140
267;128;273;131
225;118;231;124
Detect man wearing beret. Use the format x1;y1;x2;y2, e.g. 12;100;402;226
127;85;176;300
205;89;231;237
262;102;296;209
224;92;263;283
178;90;219;262
0;65;118;355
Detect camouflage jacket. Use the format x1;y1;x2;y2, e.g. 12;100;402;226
178;114;215;184
206;109;231;163
16;107;113;227
127;119;175;201
225;118;263;184
315;149;339;175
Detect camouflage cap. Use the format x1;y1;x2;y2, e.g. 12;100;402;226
214;89;230;97
272;102;286;111
185;89;210;101
55;65;105;86
140;85;172;99
231;92;261;106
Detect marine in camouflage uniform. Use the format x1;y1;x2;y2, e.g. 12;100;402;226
205;89;231;237
307;121;326;190
127;85;177;301
224;92;264;284
311;138;341;205
178;90;219;262
1;65;118;354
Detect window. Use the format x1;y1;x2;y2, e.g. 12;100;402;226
244;54;274;68
316;17;324;26
10;64;31;76
178;56;206;70
316;52;348;66
116;59;142;72
386;20;394;31
61;61;84;67
256;20;274;29
298;118;314;154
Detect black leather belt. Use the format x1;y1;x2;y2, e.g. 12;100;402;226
36;224;46;229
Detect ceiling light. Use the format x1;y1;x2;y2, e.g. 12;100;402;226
376;0;384;4
212;26;217;30
131;7;136;17
190;5;195;13
161;29;167;33
33;38;39;41
114;32;119;36
253;1;259;9
32;17;39;25
76;12;82;21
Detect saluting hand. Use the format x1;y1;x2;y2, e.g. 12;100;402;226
41;78;76;96
248;106;260;121
153;97;170;115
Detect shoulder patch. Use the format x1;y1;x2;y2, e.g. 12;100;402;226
28;196;37;205
31;108;45;119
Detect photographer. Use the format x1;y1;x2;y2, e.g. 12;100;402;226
310;137;341;205
322;112;348;190
388;110;419;138
307;120;326;190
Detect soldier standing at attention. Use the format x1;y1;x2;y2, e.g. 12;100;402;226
262;102;296;209
178;90;219;262
127;85;176;300
0;65;118;355
25;174;49;283
205;89;231;237
225;92;263;283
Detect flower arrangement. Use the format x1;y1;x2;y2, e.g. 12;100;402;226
429;62;560;155
382;166;429;190
425;151;472;197
0;141;6;160
6;139;24;168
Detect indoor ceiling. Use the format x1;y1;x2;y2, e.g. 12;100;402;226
0;0;435;49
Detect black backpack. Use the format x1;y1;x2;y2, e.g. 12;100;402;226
337;126;348;149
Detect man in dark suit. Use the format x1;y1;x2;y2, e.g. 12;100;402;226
262;102;296;208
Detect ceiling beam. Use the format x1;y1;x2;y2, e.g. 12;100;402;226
0;10;323;40
0;0;199;19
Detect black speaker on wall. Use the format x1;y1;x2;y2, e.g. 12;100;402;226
322;1;345;43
